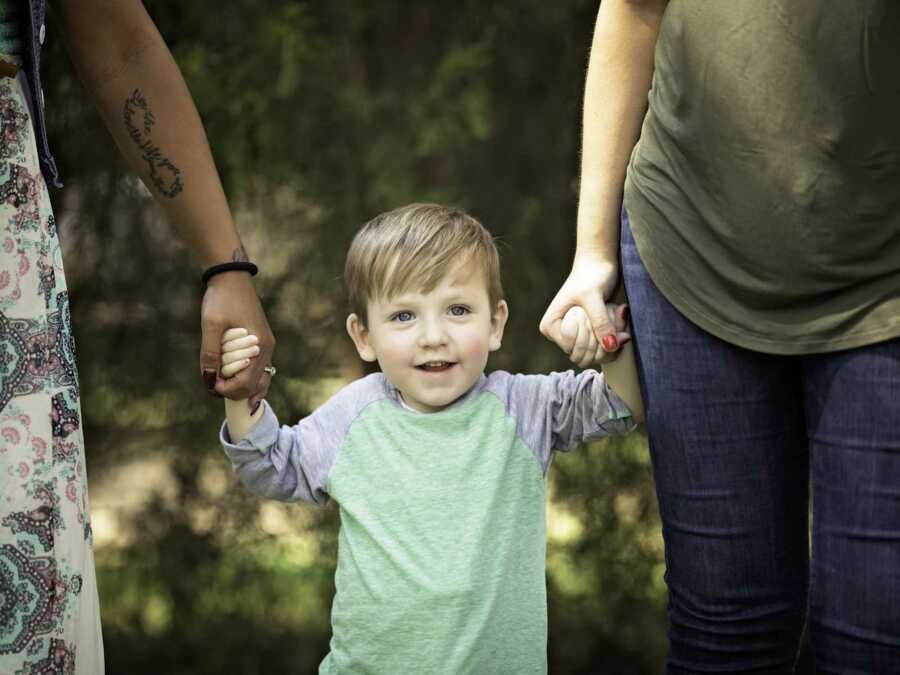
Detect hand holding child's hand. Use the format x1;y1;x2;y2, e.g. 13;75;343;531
221;328;260;378
560;304;630;368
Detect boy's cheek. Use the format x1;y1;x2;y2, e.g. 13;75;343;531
374;343;406;369
462;335;496;361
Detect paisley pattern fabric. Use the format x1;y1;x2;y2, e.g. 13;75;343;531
0;72;104;675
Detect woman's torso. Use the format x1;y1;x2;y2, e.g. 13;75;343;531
625;0;900;353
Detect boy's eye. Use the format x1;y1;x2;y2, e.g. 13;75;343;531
393;311;414;322
449;305;470;317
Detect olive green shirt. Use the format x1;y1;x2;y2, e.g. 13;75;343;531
624;0;900;354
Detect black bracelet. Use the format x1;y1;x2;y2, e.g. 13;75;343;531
202;261;259;286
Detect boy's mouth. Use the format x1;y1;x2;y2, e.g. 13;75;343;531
417;361;455;372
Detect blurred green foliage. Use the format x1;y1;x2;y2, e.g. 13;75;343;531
42;1;673;672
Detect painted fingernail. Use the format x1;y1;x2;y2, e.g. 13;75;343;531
203;368;217;392
602;334;619;352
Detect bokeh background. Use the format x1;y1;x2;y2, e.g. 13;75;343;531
40;2;813;673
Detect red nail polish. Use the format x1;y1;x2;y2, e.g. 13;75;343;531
203;368;217;392
602;334;619;352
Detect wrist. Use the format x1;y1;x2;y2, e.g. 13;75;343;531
576;200;621;261
224;397;265;442
572;248;618;269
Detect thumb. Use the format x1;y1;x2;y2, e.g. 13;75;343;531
200;318;225;393
582;294;618;351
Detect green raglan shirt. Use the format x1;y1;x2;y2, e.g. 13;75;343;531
625;0;900;354
220;371;634;675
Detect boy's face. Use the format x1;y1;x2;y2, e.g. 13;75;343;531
346;265;508;413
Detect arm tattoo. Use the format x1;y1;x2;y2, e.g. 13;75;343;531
231;246;249;263
123;89;184;198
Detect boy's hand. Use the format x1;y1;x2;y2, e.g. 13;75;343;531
221;327;260;378
221;327;267;439
560;304;630;368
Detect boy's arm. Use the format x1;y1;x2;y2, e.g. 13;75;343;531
519;305;635;459
219;328;334;504
496;369;635;474
219;353;382;505
542;370;636;452
224;398;266;442
220;401;333;505
221;329;265;441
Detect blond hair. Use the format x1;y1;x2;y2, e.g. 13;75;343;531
345;203;504;325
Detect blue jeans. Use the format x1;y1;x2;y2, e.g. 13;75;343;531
620;210;900;674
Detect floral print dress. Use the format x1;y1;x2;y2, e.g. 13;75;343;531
0;68;104;675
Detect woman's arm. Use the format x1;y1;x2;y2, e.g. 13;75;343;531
540;0;666;353
577;0;667;259
50;0;275;404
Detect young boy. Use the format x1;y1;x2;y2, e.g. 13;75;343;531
219;203;636;675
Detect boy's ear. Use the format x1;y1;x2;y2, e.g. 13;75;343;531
489;300;509;352
346;314;377;362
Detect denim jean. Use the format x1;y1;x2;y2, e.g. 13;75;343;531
620;209;900;673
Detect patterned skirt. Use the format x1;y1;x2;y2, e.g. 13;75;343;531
0;67;104;674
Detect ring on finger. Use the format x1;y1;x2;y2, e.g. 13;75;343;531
264;365;277;376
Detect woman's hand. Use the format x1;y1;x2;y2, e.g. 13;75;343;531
539;252;628;362
560;303;630;368
201;272;275;408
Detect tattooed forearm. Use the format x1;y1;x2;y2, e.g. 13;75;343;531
231;246;249;263
123;89;184;198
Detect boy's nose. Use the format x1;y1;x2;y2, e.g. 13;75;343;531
417;318;448;347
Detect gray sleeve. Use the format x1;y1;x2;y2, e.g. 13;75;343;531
219;374;389;505
489;369;636;472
